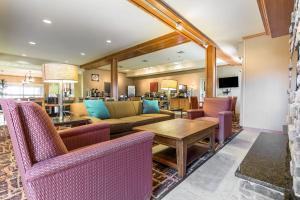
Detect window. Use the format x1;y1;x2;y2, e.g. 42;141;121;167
3;83;44;98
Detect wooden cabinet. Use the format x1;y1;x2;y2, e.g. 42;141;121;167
170;98;190;111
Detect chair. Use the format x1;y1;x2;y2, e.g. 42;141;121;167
230;96;238;122
187;97;232;144
190;96;200;109
0;99;154;200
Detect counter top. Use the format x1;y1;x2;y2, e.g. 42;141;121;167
235;132;292;196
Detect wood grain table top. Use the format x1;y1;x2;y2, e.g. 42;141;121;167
134;118;218;140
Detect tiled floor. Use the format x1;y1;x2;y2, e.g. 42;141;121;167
162;128;260;200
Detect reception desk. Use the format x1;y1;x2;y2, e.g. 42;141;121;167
169;98;190;111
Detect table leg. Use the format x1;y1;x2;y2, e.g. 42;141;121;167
176;140;187;178
209;129;216;153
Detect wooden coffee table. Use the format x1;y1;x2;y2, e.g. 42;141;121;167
134;118;217;177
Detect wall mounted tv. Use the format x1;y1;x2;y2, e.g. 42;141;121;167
218;76;239;88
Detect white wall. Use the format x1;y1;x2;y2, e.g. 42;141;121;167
241;35;289;131
217;66;242;113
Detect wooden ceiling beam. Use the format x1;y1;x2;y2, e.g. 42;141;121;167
82;0;241;69
129;0;240;65
257;0;293;38
81;31;190;69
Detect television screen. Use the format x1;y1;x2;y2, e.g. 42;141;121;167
218;77;239;88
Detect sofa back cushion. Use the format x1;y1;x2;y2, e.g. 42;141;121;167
84;100;110;119
131;101;143;115
110;101;136;118
21;102;68;163
203;97;231;117
70;101;141;119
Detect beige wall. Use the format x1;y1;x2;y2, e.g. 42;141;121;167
82;69;133;97
132;69;205;99
242;35;289;131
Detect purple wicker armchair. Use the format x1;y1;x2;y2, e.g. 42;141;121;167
187;97;232;144
1;100;154;200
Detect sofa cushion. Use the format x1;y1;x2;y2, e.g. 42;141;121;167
119;116;156;127
111;101;136;118
104;102;116;118
70;102;89;117
84;100;110;119
131;101;143;115
140;114;171;122
82;116;103;123
143;100;160;114
102;119;133;134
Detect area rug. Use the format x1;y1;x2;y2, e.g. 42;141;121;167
0;124;242;200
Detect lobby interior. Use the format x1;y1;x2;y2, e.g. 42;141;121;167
0;0;296;200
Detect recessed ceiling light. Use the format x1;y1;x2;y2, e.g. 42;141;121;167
176;22;183;31
80;52;86;56
177;51;184;54
43;19;52;24
28;41;36;46
21;54;27;57
106;40;112;44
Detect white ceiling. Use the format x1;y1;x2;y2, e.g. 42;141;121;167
0;53;50;77
101;42;205;69
164;0;265;57
0;0;172;65
101;42;206;77
0;0;264;76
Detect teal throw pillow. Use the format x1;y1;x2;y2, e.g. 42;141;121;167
143;100;160;114
84;100;110;119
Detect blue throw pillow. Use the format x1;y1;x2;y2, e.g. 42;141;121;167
84;100;110;119
143;100;160;114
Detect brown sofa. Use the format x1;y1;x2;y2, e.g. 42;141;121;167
70;101;175;135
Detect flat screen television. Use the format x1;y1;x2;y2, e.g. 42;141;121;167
218;76;239;88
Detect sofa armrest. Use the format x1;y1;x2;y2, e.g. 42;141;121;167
160;109;175;118
187;109;204;119
59;123;110;150
25;131;154;200
218;111;232;120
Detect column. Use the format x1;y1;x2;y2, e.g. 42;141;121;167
205;45;217;97
111;58;118;101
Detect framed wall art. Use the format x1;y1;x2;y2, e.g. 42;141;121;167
91;74;99;81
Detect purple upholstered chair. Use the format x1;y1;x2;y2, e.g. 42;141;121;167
187;97;232;144
1;99;154;200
